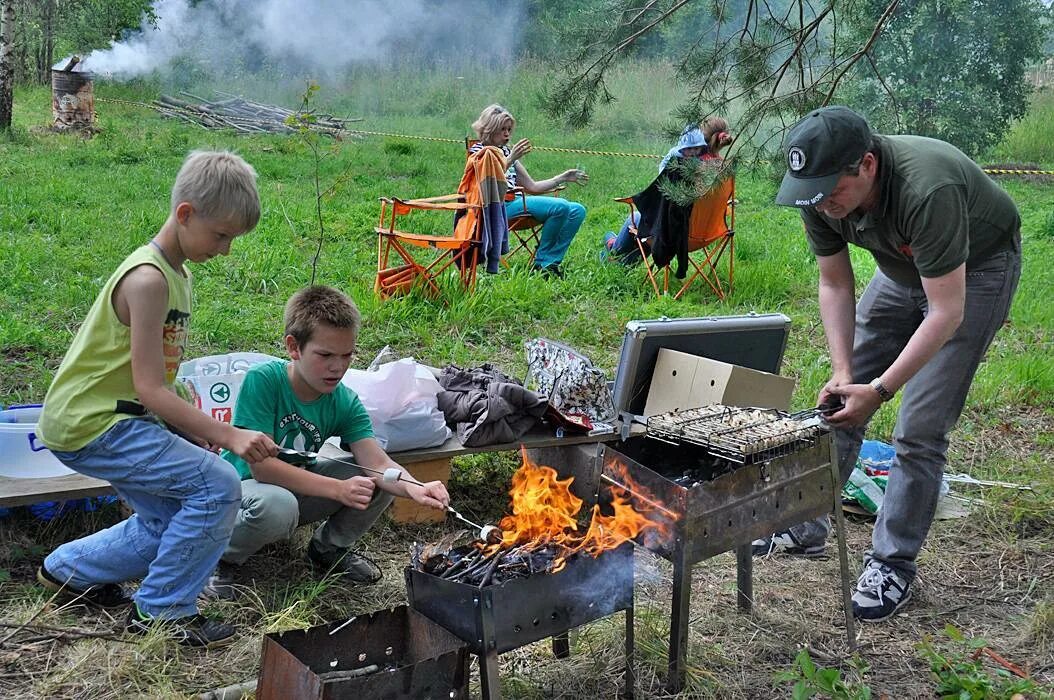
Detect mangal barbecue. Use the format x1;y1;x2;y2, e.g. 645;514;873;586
256;314;857;699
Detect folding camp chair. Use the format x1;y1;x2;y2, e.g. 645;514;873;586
374;193;483;298
615;174;736;300
464;138;564;267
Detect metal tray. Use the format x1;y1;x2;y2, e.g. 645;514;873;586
611;314;791;437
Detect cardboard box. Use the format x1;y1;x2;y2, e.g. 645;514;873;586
643;349;795;416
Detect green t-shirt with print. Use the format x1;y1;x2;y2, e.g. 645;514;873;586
222;360;374;480
802;134;1020;288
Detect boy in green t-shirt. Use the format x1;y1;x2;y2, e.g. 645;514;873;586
204;286;449;598
36;151;279;648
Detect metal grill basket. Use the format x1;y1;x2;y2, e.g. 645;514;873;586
646;405;825;463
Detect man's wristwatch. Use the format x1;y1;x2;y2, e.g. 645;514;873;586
869;377;895;402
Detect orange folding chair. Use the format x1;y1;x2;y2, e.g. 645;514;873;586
615;174;736;300
375;145;508;298
464;138;564;267
374;193;483;298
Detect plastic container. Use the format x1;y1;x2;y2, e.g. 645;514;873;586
0;405;75;478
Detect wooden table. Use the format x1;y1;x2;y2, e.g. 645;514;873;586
0;428;618;522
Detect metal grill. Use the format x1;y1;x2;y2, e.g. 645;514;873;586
646;404;826;463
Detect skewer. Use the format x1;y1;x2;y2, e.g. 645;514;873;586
600;474;680;519
277;448;503;542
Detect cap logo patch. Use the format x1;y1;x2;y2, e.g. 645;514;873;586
788;147;806;172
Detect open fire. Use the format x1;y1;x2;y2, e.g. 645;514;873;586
412;448;668;587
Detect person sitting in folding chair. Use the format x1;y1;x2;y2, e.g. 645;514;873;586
603;117;733;265
469;104;588;279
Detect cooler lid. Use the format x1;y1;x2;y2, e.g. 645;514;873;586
611;313;792;431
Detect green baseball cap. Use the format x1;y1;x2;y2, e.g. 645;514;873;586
775;106;872;208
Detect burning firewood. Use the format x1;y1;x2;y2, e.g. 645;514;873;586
411;448;670;588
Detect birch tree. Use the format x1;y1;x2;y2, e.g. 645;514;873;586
0;0;14;131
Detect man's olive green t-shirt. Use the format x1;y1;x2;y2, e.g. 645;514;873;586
801;135;1020;287
221;360;374;480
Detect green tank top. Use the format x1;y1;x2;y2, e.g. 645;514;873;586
39;245;193;452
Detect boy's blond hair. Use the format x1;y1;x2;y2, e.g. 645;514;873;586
284;285;361;347
471;104;516;143
171;150;261;232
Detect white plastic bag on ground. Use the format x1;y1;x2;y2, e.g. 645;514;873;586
177;352;281;424
332;358;451;453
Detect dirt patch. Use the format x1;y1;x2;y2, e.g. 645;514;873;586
1;414;1051;698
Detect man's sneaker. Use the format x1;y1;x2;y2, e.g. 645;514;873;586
307;540;383;585
199;562;240;602
751;530;826;558
852;559;912;622
37;565;132;609
125;604;237;648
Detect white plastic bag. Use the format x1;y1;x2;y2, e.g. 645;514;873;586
332;358;451;452
176;352;281;424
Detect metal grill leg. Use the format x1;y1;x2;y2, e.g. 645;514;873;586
830;441;857;650
736;543;753;612
479;652;501;700
552;632;570;659
666;544;691;693
623;600;635;699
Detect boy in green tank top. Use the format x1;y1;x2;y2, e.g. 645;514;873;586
36;151;279;648
201;286;450;600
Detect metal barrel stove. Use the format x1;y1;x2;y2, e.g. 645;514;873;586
52;57;95;131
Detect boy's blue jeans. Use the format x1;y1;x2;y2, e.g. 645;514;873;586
507;196;586;269
44;418;241;619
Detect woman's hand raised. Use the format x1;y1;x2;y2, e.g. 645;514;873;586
560;168;589;186
509;138;532;162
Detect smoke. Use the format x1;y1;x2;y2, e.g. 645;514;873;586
64;0;524;79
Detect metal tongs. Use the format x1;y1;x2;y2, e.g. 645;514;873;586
275;447;502;543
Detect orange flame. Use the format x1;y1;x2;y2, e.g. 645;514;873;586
489;448;670;571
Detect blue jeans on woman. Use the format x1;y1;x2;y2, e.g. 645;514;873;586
44;418;242;619
507;195;586;269
609;211;644;264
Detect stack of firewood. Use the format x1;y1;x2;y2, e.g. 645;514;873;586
151;91;360;136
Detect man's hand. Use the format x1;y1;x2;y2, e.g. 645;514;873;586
823;383;883;427
229;428;278;464
332;476;376;510
405;480;450;511
817;374;851;410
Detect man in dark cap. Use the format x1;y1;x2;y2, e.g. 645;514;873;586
757;105;1021;622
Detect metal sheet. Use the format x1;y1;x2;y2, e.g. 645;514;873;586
611;314;791;432
258;606;469;700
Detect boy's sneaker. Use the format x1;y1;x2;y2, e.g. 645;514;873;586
125;604;237;648
852;559;912;622
199;562;240;602
37;565;132;609
600;231;617;261
751;530;826;558
307;540;382;585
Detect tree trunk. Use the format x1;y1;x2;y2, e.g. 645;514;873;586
0;0;15;130
36;0;54;85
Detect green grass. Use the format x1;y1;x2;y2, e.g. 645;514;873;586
1;63;1053;698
